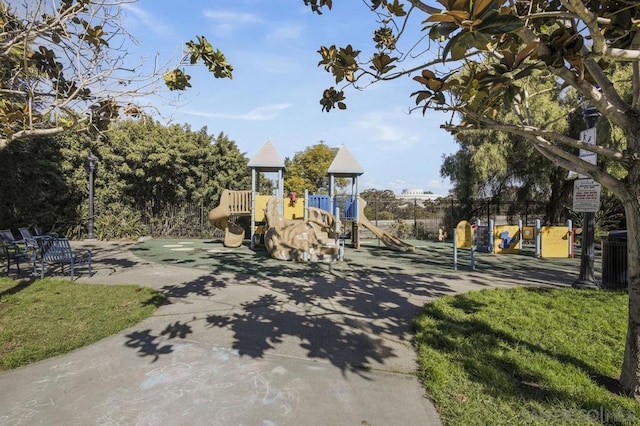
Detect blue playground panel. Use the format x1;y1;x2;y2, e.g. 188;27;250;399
308;195;330;211
344;196;358;221
307;195;358;221
334;195;358;221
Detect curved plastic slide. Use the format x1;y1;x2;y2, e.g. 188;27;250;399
208;190;245;248
358;197;414;252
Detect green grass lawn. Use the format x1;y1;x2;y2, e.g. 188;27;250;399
414;287;640;425
0;277;164;371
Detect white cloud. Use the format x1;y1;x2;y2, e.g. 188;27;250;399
203;10;262;36
425;178;451;195
121;4;173;35
353;111;421;152
183;103;292;121
267;23;304;42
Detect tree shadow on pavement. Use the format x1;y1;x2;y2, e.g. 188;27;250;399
124;329;175;362
160;274;226;299
122;239;580;372
196;248;458;376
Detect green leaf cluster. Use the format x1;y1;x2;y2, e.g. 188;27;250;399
303;0;333;15
0;120;251;239
185;35;234;79
284;142;344;195
97;121;249;216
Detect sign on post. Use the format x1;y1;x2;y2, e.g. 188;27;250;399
568;128;597;180
578;128;597;173
573;179;601;213
570;127;601;212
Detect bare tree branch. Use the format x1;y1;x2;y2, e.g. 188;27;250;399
407;0;440;15
561;0;607;56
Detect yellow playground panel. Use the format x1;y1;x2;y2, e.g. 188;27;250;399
540;226;570;258
522;226;535;241
283;197;305;219
456;220;473;248
494;225;520;254
254;195;305;224
254;195;270;223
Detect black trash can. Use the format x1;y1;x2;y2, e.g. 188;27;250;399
601;230;627;289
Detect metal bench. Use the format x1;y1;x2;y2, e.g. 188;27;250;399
40;238;92;280
1;229;30;275
19;227;52;275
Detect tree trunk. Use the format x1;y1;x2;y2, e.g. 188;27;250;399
545;168;573;225
619;196;640;396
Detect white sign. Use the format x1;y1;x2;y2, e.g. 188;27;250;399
578;128;597;178
573;179;601;212
567;128;598;180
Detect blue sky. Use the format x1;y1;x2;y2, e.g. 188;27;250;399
120;0;457;195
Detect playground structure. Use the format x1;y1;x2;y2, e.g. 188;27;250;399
207;140;414;261
263;196;341;262
453;219;574;269
207;190;251;248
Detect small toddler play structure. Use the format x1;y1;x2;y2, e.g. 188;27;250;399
208;140;414;261
452;219;574;270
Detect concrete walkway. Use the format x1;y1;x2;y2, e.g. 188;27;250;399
0;240;579;425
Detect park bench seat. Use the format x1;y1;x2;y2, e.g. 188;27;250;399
1;228;30;275
1;239;30;275
41;238;92;280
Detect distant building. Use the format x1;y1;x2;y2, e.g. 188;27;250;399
396;188;443;204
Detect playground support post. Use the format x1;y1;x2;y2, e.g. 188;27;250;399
535;219;541;258
471;232;476;270
453;228;458;270
334;207;344;261
277;169;284;215
453;227;475;271
329;175;335;217
566;219;573;258
488;219;495;253
250;169;257;249
518;219;523;251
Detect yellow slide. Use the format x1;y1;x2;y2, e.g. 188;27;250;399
358;197;415;252
208;190;246;248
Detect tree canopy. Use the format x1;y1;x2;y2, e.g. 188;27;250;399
0;119;250;238
0;0;232;146
284;142;343;194
101;121;249;213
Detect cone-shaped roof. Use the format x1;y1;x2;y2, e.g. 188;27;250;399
327;144;363;176
248;139;285;171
